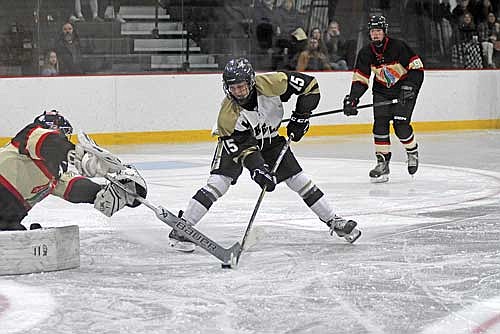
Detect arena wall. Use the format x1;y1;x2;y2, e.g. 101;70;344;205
0;70;498;144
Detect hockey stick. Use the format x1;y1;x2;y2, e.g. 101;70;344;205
235;135;293;266
106;176;241;266
80;133;241;266
281;99;399;123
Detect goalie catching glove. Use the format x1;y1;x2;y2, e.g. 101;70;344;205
94;166;148;217
68;144;123;178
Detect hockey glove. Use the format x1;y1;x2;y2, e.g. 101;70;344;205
68;144;120;178
399;84;417;105
287;112;310;142
114;166;148;207
343;95;359;116
251;164;277;192
94;183;127;217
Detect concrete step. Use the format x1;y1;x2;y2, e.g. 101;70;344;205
80;38;132;54
151;54;218;69
134;39;200;52
119;6;170;20
121;22;186;36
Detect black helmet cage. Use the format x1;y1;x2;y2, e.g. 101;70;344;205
34;110;73;136
368;15;388;34
222;58;256;101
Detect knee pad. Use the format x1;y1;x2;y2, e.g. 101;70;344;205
193;174;232;209
285;172;324;206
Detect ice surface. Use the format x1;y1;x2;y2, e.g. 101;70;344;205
2;131;500;334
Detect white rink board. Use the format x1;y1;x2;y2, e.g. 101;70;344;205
0;70;498;136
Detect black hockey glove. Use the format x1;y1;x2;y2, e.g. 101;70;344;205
287;112;310;142
343;95;359;116
251;164;277;192
399;84;417;105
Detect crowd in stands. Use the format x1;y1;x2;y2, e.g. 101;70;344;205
416;0;499;68
253;0;350;71
30;0;500;75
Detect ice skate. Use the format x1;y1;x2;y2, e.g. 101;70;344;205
168;211;195;252
407;151;419;175
327;215;362;244
369;152;391;183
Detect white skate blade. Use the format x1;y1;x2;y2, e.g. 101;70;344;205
169;239;196;253
344;228;361;244
370;174;389;183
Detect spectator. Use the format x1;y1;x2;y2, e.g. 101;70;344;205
310;27;328;55
54;22;84;75
451;13;484;68
70;0;104;22
273;0;305;70
296;38;331;71
283;27;309;70
323;20;348;70
478;12;500;67
102;0;126;23
40;50;59;76
275;0;304;36
471;0;495;25
451;0;474;25
253;0;276;53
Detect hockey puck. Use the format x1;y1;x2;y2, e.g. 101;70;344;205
221;263;232;269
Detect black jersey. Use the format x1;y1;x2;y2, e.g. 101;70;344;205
349;37;424;100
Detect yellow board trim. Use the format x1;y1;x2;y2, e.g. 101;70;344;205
1;120;499;146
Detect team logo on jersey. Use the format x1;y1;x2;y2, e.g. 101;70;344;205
382;66;400;88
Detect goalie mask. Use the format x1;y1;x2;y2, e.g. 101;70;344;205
34;110;73;138
222;58;256;105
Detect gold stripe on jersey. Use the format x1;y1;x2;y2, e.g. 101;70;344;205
371;62;407;88
303;77;320;95
352;70;370;86
217;97;241;137
255;72;288;96
26;128;58;160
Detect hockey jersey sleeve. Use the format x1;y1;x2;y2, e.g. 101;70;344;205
12;124;74;169
279;71;320;115
399;41;424;89
349;48;371;100
53;172;102;203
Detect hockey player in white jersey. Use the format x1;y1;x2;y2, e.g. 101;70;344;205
169;58;361;252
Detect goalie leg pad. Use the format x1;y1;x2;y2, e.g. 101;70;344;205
182;174;231;224
94;183;127;217
68;145;117;178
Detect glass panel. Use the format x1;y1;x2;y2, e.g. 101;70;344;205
0;0;497;77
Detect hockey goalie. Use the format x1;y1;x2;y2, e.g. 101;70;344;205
0;109;147;231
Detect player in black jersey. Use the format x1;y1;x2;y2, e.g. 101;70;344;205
343;15;424;183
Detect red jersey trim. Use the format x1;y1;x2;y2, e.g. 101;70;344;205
63;176;86;200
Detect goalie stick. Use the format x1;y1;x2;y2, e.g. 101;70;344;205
78;133;240;266
106;176;241;266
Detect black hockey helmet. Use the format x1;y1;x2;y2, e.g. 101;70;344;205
34;110;73;137
368;15;388;33
222;57;256;103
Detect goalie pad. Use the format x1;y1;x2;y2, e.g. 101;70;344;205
68;132;125;177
